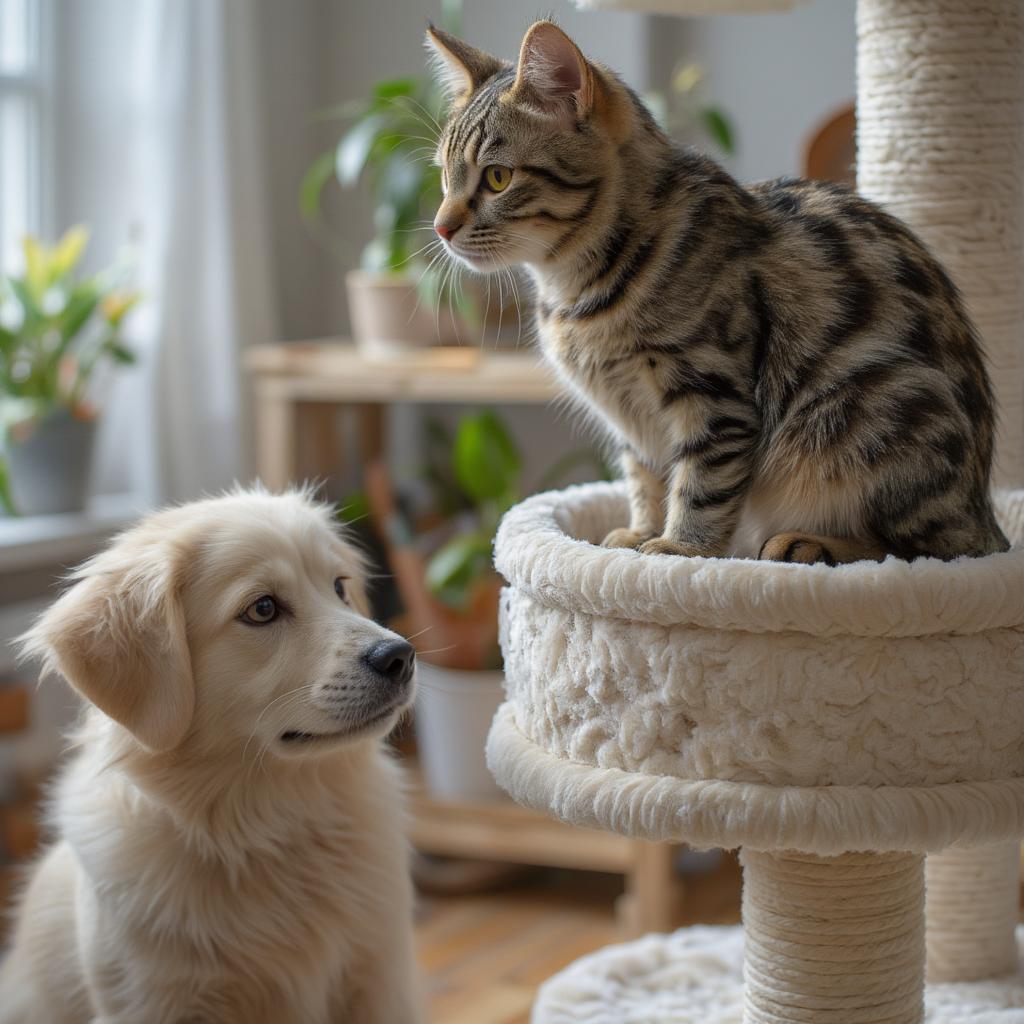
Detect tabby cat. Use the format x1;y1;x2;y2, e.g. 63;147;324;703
427;20;1008;564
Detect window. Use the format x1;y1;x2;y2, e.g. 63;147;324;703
0;0;50;272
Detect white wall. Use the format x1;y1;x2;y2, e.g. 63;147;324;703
669;0;856;183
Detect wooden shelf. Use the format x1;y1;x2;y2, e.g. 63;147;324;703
410;789;637;875
408;778;682;936
244;342;557;405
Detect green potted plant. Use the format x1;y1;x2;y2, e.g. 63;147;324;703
301;3;481;355
0;227;138;516
362;410;604;799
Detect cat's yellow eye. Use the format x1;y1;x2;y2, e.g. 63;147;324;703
483;165;513;193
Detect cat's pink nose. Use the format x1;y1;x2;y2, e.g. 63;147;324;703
435;222;459;241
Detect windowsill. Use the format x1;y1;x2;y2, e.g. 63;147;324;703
0;494;144;573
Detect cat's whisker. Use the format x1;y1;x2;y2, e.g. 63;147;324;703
391;237;445;271
480;267;494;350
436;258;456;343
408;246;451;326
387;94;442;139
506;267;524;351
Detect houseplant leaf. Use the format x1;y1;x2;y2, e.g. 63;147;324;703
7;277;41;325
50;225;89;280
58;287;100;347
105;340;136;364
299;150;337;222
336;112;388;187
453;410;521;504
22;236;49;298
0;456;15;515
425;531;493;606
372;78;418;102
700;106;735;156
378;149;426;229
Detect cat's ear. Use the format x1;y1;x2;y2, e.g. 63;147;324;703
513;21;595;124
425;24;505;107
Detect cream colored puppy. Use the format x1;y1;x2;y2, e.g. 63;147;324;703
1;489;421;1024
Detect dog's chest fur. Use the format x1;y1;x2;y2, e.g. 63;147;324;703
57;742;409;1024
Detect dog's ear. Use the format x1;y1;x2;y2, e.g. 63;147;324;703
21;548;194;753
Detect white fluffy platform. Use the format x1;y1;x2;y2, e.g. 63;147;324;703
488;483;1024;855
532;927;1024;1024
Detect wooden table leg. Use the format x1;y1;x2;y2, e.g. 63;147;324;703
618;841;680;937
357;404;385;462
296;402;343;485
254;381;297;493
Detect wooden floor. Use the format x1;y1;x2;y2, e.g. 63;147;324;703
417;854;743;1024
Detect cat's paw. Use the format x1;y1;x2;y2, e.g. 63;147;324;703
758;532;885;565
602;528;655;550
637;538;710;558
759;534;834;565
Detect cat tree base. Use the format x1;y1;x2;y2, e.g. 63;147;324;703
529;927;1024;1024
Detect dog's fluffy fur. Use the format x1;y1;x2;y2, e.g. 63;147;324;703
0;490;421;1024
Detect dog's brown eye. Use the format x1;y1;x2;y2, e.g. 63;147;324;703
242;595;278;625
334;577;348;603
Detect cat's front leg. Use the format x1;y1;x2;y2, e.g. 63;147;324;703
603;447;665;549
638;413;758;558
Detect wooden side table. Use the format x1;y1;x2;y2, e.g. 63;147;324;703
243;343;558;491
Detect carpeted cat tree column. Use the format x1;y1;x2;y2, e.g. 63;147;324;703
487;1;1024;1020
856;0;1024;984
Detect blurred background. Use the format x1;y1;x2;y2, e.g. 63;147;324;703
0;1;857;1020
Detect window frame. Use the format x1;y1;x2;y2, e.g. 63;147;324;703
0;0;55;270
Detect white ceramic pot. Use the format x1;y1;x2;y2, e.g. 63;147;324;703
346;269;527;355
415;662;505;801
346;270;459;356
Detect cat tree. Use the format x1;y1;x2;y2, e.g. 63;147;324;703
486;0;1024;1020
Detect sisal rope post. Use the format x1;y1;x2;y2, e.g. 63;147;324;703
857;0;1024;983
741;849;925;1024
856;0;1024;488
925;843;1021;983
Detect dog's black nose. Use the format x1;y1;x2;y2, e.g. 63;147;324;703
364;639;415;685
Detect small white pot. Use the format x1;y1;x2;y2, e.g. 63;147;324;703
346;270;459;356
415;663;505;801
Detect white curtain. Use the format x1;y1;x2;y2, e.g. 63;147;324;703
79;0;278;505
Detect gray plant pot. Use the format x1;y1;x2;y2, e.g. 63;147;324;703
5;408;97;516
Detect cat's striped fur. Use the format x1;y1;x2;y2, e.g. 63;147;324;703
428;21;1008;563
